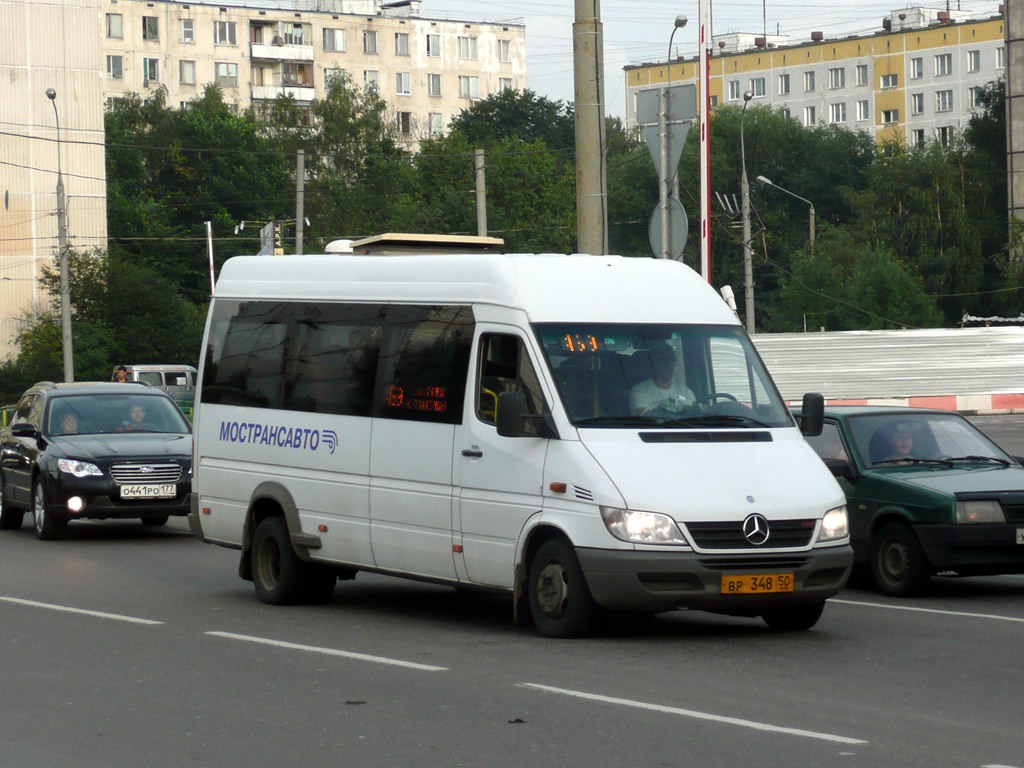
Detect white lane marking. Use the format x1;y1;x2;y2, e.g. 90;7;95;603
0;597;164;625
205;631;448;671
831;598;1024;624
981;764;1021;767
518;683;868;745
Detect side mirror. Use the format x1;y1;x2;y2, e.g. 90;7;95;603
799;392;824;437
823;457;854;480
10;423;38;438
496;392;558;439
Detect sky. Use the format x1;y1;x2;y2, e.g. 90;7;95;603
425;0;1004;117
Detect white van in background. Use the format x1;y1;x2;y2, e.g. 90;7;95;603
112;364;197;403
190;254;853;637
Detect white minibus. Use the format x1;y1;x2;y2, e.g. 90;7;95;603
190;253;852;637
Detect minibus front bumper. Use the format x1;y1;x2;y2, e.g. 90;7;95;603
576;544;853;614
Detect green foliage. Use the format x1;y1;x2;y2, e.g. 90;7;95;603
448;89;575;154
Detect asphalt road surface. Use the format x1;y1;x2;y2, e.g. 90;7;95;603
0;415;1022;767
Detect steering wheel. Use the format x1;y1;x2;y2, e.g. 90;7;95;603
697;392;738;405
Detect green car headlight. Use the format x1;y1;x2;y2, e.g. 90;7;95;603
955;500;1005;523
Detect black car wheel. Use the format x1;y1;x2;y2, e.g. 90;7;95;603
33;480;66;541
0;472;24;530
251;517;335;605
528;537;598;638
869;521;931;596
762;601;825;631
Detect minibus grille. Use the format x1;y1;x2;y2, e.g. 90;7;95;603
111;463;182;484
699;556;811;570
685;519;816;549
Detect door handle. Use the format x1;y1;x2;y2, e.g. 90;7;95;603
461;449;483;458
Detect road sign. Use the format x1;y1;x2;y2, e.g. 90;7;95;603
642;121;691;180
648;196;688;260
636;84;698;126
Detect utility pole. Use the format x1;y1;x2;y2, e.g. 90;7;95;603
295;149;305;255
573;0;608;254
740;90;755;333
475;149;487;236
46;88;73;382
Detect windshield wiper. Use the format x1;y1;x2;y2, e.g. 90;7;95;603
664;414;773;428
872;457;954;467
943;455;1012;466
573;415;671;426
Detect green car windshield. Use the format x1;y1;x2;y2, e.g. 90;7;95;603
534;323;793;428
847;412;1012;467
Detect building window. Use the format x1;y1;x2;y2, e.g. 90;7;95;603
882;108;899;124
912;128;925;146
934;53;952;76
397;112;412;135
283;23;311;46
499;77;514;91
143;57;160;83
426;33;441;57
180;60;196;85
803;105;815;126
749;77;765;97
457;36;478;60
396;71;411;96
855;64;868;86
829;102;846;123
828;67;845;89
142;16;159;41
969;86;982;109
709;94;718;107
935;89;953;112
911;92;924;115
363;70;379;90
803;71;815;92
106;55;123;80
323;28;345;52
395;32;410;56
106;13;123;39
215;62;238;88
179;18;194;44
780;107;790;119
727;80;740;101
778;73;790;95
968;49;980;73
214;21;237;46
429;112;443;136
997;46;1006;68
282;62;310;86
458;75;479;99
937;125;952;146
498;39;511;62
363;30;378;54
910;57;922;80
325;67;347;87
881;73;898;89
427;73;442;97
856;99;869;121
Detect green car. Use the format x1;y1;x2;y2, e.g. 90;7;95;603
797;406;1024;596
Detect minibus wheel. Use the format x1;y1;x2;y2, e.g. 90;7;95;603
528;538;597;638
252;517;335;605
761;601;824;631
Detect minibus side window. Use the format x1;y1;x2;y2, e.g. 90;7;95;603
201;301;290;408
374;305;473;424
476;334;545;427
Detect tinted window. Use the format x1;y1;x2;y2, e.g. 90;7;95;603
137;371;163;386
476;334;546;429
46;394;190;436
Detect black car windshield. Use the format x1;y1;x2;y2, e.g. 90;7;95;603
848;412;1011;467
46;394;191;436
534;323;793;428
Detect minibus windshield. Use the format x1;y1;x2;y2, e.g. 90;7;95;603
535;323;793;428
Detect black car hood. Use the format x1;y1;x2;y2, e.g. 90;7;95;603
50;433;192;462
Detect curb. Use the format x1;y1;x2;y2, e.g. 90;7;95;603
815;393;1024;415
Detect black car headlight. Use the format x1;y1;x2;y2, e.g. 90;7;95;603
57;459;103;478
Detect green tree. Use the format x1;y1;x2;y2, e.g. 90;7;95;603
448;89;575;153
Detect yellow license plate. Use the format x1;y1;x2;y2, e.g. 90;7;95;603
721;573;794;594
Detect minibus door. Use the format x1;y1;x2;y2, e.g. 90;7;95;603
456;331;550;588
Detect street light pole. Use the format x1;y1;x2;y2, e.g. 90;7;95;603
659;14;687;259
740;90;754;334
756;175;816;246
46;88;73;383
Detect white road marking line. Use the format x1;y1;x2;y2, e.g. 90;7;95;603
0;597;164;625
831;598;1024;623
518;683;868;745
981;764;1021;767
205;631;448;671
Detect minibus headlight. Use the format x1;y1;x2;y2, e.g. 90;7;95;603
955;500;1005;523
57;459;103;478
600;506;688;545
816;506;849;542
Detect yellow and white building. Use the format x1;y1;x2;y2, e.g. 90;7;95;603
624;6;1006;146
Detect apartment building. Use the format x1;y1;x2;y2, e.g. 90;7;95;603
100;0;526;149
0;0;108;362
624;6;1006;146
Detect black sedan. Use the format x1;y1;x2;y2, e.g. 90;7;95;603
0;381;192;539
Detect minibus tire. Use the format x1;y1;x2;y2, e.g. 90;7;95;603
528;538;598;638
761;601;824;631
252;516;333;605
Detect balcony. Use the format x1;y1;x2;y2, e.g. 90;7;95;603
251;84;316;102
250;43;314;62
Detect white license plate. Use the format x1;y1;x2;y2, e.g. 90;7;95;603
1017;528;1024;545
120;484;175;500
